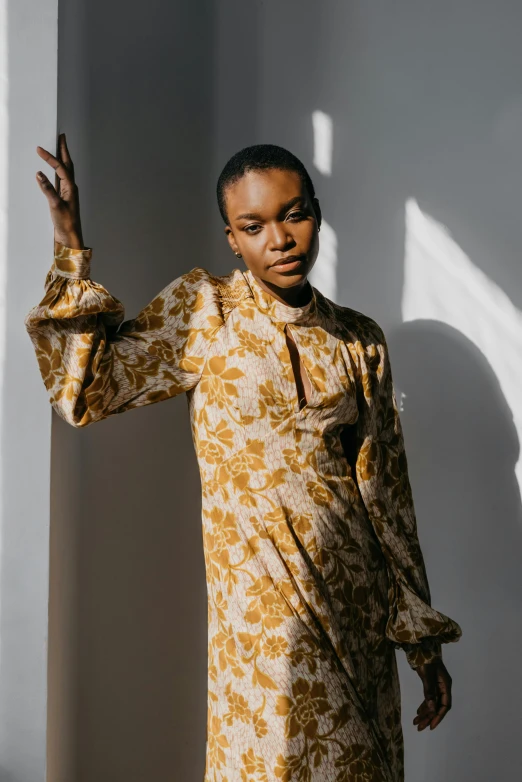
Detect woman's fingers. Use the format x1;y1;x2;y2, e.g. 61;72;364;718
413;662;452;731
35;171;60;209
428;671;452;730
35;133;84;246
429;701;450;730
58;133;74;172
414;695;450;731
36;142;74;190
421;661;438;711
413;699;437;731
54;133;73;195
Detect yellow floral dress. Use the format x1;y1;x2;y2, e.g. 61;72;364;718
25;242;462;782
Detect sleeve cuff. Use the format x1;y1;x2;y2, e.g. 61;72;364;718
53;240;92;279
403;638;443;669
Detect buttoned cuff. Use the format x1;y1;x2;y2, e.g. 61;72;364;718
53;240;92;279
404;638;443;669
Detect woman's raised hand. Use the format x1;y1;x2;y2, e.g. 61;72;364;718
36;133;85;250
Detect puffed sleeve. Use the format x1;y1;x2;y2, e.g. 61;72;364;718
24;241;224;428
352;318;462;669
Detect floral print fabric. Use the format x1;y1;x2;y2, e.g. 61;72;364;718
25;242;462;782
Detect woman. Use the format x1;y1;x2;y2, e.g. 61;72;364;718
26;135;462;781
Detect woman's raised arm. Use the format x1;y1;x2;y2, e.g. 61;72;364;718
26;134;223;427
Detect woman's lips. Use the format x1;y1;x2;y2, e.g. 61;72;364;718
271;257;305;271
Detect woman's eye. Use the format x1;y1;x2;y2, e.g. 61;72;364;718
244;213;304;233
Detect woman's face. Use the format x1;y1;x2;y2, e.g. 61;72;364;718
223;168;321;299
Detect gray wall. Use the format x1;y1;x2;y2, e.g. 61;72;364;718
53;1;522;780
0;0;58;780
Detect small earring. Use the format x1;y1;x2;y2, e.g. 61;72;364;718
235;252;242;258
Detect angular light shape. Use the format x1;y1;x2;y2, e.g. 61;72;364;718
312;110;333;176
403;197;522;493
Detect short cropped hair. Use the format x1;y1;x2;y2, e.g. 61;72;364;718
216;144;316;225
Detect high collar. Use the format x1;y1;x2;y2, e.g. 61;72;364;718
242;268;318;326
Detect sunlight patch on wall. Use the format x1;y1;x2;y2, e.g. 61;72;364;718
311;110;333;176
309;218;338;302
309;110;338;302
0;0;9;628
402;198;522;493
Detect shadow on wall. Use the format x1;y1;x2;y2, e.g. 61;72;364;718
388;319;522;781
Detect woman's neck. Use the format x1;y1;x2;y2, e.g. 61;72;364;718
251;274;312;308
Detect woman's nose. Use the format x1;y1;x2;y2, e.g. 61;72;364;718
268;224;294;250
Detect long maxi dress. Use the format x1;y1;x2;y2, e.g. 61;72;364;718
25;242;462;782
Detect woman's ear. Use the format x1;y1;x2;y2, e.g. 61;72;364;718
312;197;322;231
224;224;239;254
